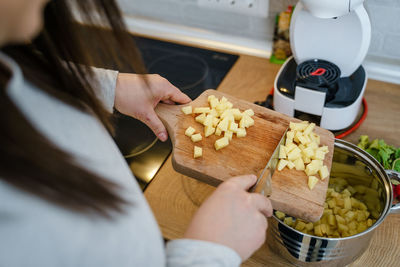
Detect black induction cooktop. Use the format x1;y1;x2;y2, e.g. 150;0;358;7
113;36;238;189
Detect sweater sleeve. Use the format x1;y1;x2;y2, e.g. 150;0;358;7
90;67;119;113
166;239;242;267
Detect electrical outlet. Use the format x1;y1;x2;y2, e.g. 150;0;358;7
197;0;269;17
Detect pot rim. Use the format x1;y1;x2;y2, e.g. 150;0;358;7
272;138;394;241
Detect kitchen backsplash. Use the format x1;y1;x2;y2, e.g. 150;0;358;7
117;0;400;80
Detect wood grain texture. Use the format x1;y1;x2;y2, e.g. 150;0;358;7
145;55;400;266
155;89;334;222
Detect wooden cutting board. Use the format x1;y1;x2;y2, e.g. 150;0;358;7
155;89;334;222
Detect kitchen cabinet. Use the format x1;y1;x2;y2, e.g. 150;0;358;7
144;54;400;266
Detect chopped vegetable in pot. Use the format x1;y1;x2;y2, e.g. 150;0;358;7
357;135;400;201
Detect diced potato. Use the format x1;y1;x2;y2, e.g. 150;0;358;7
181;105;192;115
203;114;214;127
225;101;233;109
287;147;301;161
279;145;287;159
283;217;294;227
204;126;216;137
215;137;229;150
287;160;295;169
231;109;243;120
212;117;220;127
303;156;311;164
215;127;222;136
290;122;307;131
302;146;315;158
344;197;352;210
275;211;286;220
185;126;196;137
195;113;206;124
210;108;219;117
191;133;202;143
295;221;306;231
224;130;233;141
308;176;319;190
285;131;295;145
194;107;211;113
305;163;319;176
236;128;246;138
207;95;216;102
313;149;326;160
220;96;228;103
209;98;219;109
319;165;329;180
243;109;255;116
294;157;305;171
303;122;316;135
217;117;230;132
194;146;202;158
277;159;289;171
285;143;297;153
229;122;238;132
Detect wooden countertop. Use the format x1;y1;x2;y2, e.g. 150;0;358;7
144;55;400;266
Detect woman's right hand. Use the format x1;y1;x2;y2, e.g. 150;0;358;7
183;175;273;261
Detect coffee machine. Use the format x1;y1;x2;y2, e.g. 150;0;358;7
273;0;371;130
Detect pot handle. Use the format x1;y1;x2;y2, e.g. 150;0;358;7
386;170;400;214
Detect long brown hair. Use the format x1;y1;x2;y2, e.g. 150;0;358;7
0;0;146;217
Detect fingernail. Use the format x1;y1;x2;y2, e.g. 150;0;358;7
159;132;167;142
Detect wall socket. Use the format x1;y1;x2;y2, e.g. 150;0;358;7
197;0;269;17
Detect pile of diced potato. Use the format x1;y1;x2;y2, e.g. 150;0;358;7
275;177;379;238
181;95;255;158
276;121;329;190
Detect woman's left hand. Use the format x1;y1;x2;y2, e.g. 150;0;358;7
114;73;191;141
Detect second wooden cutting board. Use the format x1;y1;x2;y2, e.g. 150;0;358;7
155;89;334;222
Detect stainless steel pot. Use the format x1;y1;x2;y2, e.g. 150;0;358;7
266;139;400;266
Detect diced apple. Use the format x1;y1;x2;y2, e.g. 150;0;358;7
294;157;305;171
308;176;319;190
236;128;246;138
195;113;206;124
194;107;211;113
215;137;229;150
320;145;329;153
290;122;308;131
298;133;311;145
221;96;228;103
204;126;216;137
185;126;196;137
194;146;202;158
277;159;289;171
225;101;233;109
243;109;254;116
279;145;287;159
224;130;233;141
191;133;202;143
303;156;311;164
319;165;329;180
210;108;219;117
286;131;295;145
181;106;192;115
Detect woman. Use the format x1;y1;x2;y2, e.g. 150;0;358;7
0;0;272;266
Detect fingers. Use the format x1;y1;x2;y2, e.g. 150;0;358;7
163;83;191;104
162;99;175;105
250;193;273;218
141;110;168;142
227;175;257;190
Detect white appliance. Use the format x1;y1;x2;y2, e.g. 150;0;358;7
273;0;371;130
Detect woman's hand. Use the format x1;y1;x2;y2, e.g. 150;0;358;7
184;175;273;261
114;73;191;141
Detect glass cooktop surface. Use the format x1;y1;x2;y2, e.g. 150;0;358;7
113;36;238;189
